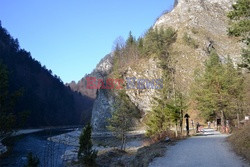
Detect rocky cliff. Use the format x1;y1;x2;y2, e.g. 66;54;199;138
83;0;243;132
154;0;242;92
67;53;113;99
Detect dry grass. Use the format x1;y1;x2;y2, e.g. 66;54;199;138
227;123;250;162
94;139;174;167
129;141;170;167
96;149;129;167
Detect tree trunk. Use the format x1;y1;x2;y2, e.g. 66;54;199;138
121;132;124;150
175;123;178;138
221;110;225;133
180;109;183;135
121;132;126;150
237;113;240;128
180;120;183;135
123;134;126;151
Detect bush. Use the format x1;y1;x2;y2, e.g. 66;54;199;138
182;32;199;48
25;152;39;167
131;142;167;167
228;123;250;162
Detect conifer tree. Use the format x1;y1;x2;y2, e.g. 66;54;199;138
228;0;250;70
78;123;97;166
126;31;135;46
145;27;186;138
228;0;250;43
107;91;139;150
25;152;39;167
192;51;245;129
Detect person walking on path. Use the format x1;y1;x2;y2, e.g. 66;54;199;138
196;122;200;133
207;121;211;128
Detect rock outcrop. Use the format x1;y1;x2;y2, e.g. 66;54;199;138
125;58;161;113
67;53;113;99
153;0;241;93
88;0;243;132
91;89;115;132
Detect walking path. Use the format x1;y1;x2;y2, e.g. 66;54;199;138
149;129;249;167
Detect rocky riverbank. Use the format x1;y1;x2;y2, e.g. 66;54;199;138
0;142;7;155
48;130;147;163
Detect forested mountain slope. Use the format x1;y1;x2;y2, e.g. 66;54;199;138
0;23;93;127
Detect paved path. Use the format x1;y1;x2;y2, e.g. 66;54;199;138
149;129;249;167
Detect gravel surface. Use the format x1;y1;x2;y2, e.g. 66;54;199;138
149;129;250;167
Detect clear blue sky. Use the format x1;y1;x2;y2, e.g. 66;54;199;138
0;0;174;83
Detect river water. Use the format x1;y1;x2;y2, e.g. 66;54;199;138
0;129;74;167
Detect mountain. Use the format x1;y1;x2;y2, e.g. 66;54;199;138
90;0;246;132
66;53;114;99
0;23;94;127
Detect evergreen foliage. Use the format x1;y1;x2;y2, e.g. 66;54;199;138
107;90;140;150
228;0;250;43
0;62;22;137
78;123;97;166
111;27;186;139
228;0;250;70
126;31;136;47
111;27;176;77
192;50;245;123
143;27;177;57
146;91;186;138
25;152;39;167
143;27;186;138
0;23;93;127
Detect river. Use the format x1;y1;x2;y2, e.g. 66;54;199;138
0;129;74;167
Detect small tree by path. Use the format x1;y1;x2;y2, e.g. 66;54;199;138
107;91;139;151
78;124;97;166
25;152;39;167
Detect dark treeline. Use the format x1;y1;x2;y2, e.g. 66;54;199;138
0;22;93;127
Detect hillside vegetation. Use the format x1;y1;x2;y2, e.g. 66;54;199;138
0;23;93;128
228;123;250;162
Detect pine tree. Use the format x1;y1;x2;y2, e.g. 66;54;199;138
223;57;245;119
107;91;139;150
228;0;250;43
145;27;185;139
228;0;250;70
78;124;97;166
126;31;135;46
145;100;171;138
25;152;39;167
192;51;245;130
192;51;225;121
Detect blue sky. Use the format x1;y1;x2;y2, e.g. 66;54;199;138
0;0;174;83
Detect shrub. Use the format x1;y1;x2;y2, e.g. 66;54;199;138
182;32;199;48
25;152;39;167
228;123;250;162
